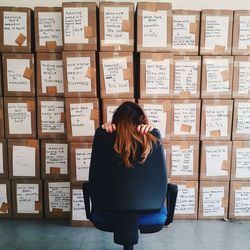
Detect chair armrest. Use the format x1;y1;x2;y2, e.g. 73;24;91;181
82;181;92;221
165;183;178;226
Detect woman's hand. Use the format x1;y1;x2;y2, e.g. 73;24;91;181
102;122;154;134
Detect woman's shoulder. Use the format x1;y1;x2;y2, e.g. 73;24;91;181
149;128;161;139
94;127;116;140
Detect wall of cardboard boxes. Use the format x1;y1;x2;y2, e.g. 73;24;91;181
0;2;250;225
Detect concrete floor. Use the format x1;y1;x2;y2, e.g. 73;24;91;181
0;220;249;250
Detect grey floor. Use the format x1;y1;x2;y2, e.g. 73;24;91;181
0;220;250;250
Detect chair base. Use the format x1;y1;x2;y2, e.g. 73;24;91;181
124;245;134;250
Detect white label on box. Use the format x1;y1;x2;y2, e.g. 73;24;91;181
48;182;70;212
63;7;88;44
236;102;250;134
205;105;228;137
205;145;228;177
70;103;95;137
16;184;39;214
172;15;196;49
239;16;250;50
236;148;250;178
0;144;4;174
174;61;198;95
175;185;195;214
66;57;91;93
238;61;250;94
104;7;129;45
171;145;194;176
174;103;196;135
205;59;230;92
7;59;31;92
45;144;68;175
145;59;170;95
205;16;229;50
13;146;36;177
38;12;63;46
143;104;167;138
8;103;32;135
3;11;27;46
41;101;65;133
103;57;129;94
203;186;225;216
75;148;92;181
235;187;250;216
0;184;8;214
142;10;167;47
72;189;87;221
41;60;64;94
107;105;118;122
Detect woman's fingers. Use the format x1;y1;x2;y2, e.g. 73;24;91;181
102;122;115;133
112;123;116;131
137;124;154;134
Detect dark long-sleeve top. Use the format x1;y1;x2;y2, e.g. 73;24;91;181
88;127;168;212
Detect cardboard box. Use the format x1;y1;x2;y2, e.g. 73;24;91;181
201;100;233;141
233;56;250;99
232;100;250;141
232;11;250;55
0;139;8;179
99;52;134;98
4;97;36;139
137;2;172;52
2;53;35;97
63;51;97;98
99;2;134;52
0;98;4;138
170;100;201;141
171;10;200;55
71;185;93;227
62;2;97;51
229;181;250;220
169;141;199;181
0;180;11;218
41;140;69;180
172;56;201;99
37;97;66;139
8;139;40;179
170;180;198;220
65;98;99;142
163;143;171;178
34;7;63;52
138;99;171;142
231;141;250;181
201;56;233;99
102;98;135;123
44;180;70;219
0;56;2;96
0;7;33;52
200;10;233;55
198;181;229;219
200;141;232;181
12;180;43;219
70;142;92;186
139;53;173;99
36;53;64;97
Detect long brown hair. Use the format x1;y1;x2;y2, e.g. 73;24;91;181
112;101;158;168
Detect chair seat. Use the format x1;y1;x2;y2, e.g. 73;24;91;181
92;206;167;227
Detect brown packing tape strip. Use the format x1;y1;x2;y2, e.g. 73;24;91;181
180;124;192;133
214;45;225;54
234;141;244;148
23;67;33;79
179;142;190;150
163;102;171;112
123;68;132;81
46;86;58;94
221;70;230;82
85;66;96;79
84;26;93;38
145;2;157;11
52;208;63;215
50;167;61;175
248;90;250;97
234;182;242;190
26;140;37;147
27;100;35;112
180;91;190;98
46;41;57;49
90;109;99;120
0;109;3;119
189;22;197;34
210;130;221;137
60;112;65;123
221;160;230;171
151;53;163;61
247;45;250;52
185;182;195;188
15;33;27;46
121;20;131;32
222;198;228;208
35;201;41;211
0;202;8;213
